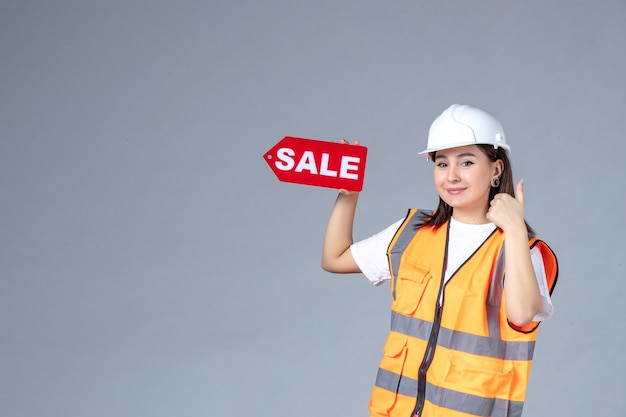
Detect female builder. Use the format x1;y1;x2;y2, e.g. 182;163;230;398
321;104;558;417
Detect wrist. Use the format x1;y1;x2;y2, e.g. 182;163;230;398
503;220;528;238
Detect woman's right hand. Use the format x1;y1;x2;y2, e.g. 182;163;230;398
337;139;361;197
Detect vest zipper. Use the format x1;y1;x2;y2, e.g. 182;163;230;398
411;224;449;417
411;302;443;417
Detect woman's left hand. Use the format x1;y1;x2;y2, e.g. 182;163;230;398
486;180;526;231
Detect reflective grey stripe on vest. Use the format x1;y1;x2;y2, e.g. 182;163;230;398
389;210;427;300
375;368;524;417
487;245;506;340
390;312;535;361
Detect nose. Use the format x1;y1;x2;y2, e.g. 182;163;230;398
447;165;460;182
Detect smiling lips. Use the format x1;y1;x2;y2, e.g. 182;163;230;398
446;187;466;195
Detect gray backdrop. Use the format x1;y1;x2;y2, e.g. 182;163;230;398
2;1;625;416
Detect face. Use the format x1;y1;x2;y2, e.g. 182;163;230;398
433;145;503;224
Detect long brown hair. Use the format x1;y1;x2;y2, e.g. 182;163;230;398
417;144;535;237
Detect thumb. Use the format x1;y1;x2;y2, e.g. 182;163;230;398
515;179;525;206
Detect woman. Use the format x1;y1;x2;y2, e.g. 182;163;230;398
321;104;558;417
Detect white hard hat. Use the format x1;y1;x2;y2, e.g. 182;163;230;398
419;104;510;156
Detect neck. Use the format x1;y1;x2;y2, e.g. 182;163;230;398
451;210;490;225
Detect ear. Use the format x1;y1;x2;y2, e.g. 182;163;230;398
492;159;504;178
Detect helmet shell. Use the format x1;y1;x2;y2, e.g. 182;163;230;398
419;104;510;156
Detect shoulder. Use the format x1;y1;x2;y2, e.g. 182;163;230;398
529;237;559;289
529;237;557;262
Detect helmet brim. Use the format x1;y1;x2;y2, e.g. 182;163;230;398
418;141;511;157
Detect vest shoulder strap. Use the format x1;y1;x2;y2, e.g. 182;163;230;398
387;208;431;300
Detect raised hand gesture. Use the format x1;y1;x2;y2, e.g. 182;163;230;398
486;180;526;232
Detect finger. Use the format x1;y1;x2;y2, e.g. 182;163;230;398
515;179;525;206
340;139;361;146
485;210;492;221
490;193;504;203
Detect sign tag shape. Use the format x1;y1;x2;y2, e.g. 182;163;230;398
263;136;368;191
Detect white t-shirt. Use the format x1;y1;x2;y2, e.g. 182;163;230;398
350;217;554;321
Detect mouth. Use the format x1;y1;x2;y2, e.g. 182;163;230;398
446;187;466;195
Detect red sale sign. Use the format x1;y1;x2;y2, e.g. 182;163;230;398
263;136;368;191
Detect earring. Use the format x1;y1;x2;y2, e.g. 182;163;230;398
491;177;500;188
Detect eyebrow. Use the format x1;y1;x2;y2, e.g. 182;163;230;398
434;152;478;160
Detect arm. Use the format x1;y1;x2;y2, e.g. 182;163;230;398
501;222;542;326
321;190;361;273
321;140;362;274
487;180;542;327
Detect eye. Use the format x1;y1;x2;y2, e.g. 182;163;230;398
460;160;474;167
436;162;447;168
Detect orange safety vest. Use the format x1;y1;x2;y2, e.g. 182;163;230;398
368;209;559;417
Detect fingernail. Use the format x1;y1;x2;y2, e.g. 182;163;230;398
520;178;525;185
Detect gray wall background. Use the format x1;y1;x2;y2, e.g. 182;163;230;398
2;1;625;416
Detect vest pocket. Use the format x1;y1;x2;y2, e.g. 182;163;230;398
382;331;408;365
370;332;409;415
393;262;432;315
438;358;513;416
